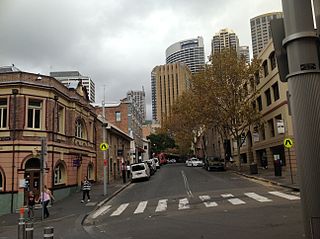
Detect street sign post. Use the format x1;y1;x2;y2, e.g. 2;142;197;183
284;138;294;184
100;143;109;151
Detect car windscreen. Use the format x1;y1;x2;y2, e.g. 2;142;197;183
131;164;145;171
208;158;223;162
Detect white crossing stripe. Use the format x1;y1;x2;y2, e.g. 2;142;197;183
221;194;234;198
244;192;272;202
134;201;148;214
268;191;300;200
178;198;190;210
111;203;129;216
91;205;111;219
199;195;218;207
155;199;168;212
228;198;246;205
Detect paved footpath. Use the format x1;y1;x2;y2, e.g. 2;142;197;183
0;180;130;239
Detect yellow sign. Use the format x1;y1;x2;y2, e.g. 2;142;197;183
100;143;109;151
284;138;293;148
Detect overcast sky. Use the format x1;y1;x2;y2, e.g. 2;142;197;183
0;0;282;119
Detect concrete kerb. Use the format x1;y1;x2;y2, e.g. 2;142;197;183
233;171;300;192
81;181;131;226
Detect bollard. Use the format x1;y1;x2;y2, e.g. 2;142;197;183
18;208;25;239
25;222;34;239
43;226;54;239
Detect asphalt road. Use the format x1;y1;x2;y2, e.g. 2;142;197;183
84;164;304;239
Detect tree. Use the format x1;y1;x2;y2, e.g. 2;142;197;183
147;133;175;154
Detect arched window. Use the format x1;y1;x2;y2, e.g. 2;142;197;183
262;60;269;77
87;163;94;180
269;51;277;70
0;170;3;191
54;163;66;185
75;118;86;139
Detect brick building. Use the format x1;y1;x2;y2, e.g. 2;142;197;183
0;67;97;215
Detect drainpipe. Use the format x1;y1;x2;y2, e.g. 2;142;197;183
51;95;58;192
11;89;18;213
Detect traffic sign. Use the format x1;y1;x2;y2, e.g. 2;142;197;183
284;138;293;148
100;143;109;151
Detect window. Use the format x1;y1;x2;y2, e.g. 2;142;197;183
262;60;269;77
75;119;85;139
54;163;66;185
254;72;260;85
260;124;266;140
115;111;121;122
269;51;277;70
265;89;272;106
0;99;8;129
0;170;3;191
27;99;42;129
268;119;275;137
57;105;65;134
272;82;280;101
257;96;262;111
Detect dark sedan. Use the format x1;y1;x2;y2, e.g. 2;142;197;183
204;157;225;171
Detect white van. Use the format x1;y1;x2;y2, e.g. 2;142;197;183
131;162;150;181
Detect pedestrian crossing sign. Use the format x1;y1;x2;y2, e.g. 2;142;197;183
284;138;293;148
100;143;109;151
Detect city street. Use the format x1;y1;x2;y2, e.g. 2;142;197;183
84;164;304;239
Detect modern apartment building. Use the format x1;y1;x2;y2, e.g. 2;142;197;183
50;71;96;103
166;36;205;74
239;45;250;64
211;28;240;56
250;12;283;58
151;63;192;125
126;88;146;121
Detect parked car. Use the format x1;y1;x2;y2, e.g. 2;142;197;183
153;158;160;169
186;157;204;167
131;162;150;181
144;159;157;175
204;156;225;171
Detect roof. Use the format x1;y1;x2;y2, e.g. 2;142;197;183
0;65;21;73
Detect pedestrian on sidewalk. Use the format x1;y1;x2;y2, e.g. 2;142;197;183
81;176;91;203
27;191;36;219
40;185;55;219
126;161;131;179
121;162;127;184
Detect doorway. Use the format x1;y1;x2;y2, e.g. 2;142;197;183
24;158;40;204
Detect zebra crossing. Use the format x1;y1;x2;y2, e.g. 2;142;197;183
93;191;300;219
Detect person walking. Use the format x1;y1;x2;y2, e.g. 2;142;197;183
40;185;54;219
27;191;36;219
81;176;91;203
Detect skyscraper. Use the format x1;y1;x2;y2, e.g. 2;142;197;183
250;12;283;58
50;71;95;103
211;28;240;56
151;63;192;124
166;37;205;74
239;45;250;64
127;88;146;121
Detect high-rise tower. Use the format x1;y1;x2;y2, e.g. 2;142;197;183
250;12;283;58
211;28;240;56
166;37;205;74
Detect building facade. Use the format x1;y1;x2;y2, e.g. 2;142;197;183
50;71;96;103
239;45;250;64
126;88;146;121
151;63;192;125
250;12;283;58
166;36;205;74
0;68;97;215
211;28;240;56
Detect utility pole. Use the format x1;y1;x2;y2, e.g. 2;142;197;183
280;1;320;237
102;85;107;196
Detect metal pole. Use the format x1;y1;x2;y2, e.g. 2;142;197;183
40;138;46;220
43;226;54;239
287;148;294;184
282;0;320;237
25;222;34;239
102;101;107;196
11;89;18;213
17;208;25;239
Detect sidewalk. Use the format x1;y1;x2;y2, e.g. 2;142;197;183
230;164;300;191
0;179;131;229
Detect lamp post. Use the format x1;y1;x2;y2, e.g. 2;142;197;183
11;89;18;213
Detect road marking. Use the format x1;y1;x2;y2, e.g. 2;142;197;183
244;192;272;202
134;201;148;214
199;195;218;207
110;203;129;216
221;193;234;198
269;191;300;200
181;170;194;197
178;198;190;210
155;199;168;212
91;205;111;219
228;198;246;205
86;202;97;207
